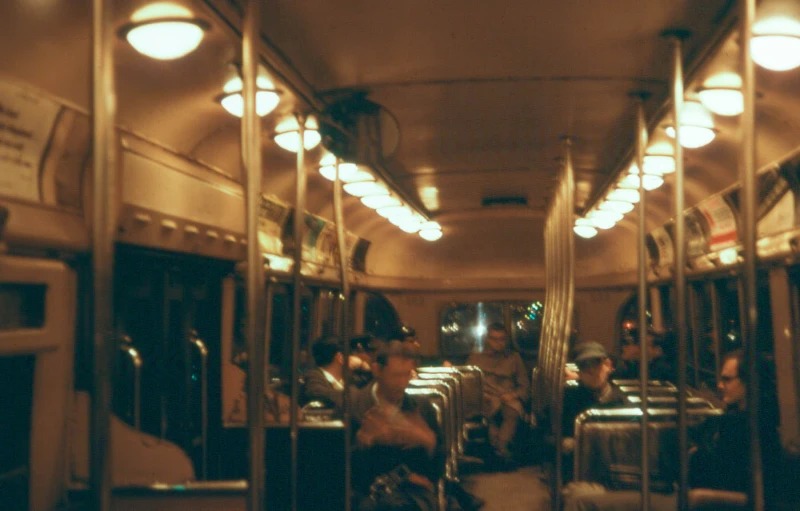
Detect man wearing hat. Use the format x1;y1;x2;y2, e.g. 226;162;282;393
561;341;624;440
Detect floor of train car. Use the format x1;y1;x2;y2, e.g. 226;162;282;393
463;465;550;510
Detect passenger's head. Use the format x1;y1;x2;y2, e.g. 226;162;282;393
350;335;378;364
718;349;747;408
311;337;343;369
400;325;420;348
373;340;417;402
573;341;613;391
485;323;509;353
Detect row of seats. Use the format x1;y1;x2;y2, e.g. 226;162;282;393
570;380;748;509
405;365;488;509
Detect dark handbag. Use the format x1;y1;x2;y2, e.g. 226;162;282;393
362;464;436;511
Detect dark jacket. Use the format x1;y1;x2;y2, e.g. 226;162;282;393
350;383;445;494
561;383;625;438
303;367;344;411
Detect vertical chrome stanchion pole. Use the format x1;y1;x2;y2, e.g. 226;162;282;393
242;0;266;509
633;94;650;511
290;113;307;511
333;159;353;511
740;1;764;508
667;32;689;511
91;0;117;508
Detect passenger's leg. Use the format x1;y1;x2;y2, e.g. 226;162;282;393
496;403;519;456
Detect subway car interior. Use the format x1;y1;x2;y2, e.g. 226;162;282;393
2;0;800;509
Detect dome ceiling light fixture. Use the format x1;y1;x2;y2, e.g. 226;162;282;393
574;218;598;239
607;188;640;204
218;63;281;118
698;72;744;116
273;115;321;152
342;181;389;198
587;209;623;223
120;3;209;60
317;153;374;183
361;195;401;210
598;199;635;214
618;173;664;192
419;221;443;241
664;100;717;149
751;9;800;71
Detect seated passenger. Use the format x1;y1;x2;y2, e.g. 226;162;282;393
303;336;363;413
351;340;443;511
467;322;530;463
350;335;379;388
562;342;625;441
614;329;676;383
564;349;777;511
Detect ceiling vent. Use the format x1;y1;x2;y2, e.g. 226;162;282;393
481;196;528;207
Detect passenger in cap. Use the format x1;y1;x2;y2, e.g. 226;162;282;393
561;341;625;440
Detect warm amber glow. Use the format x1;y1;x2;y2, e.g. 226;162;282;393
125;4;206;60
274;116;321;152
665;100;716;149
361;196;401;209
343;181;389;197
752;16;800;71
318;153;374;182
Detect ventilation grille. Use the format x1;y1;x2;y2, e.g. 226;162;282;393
481;196;528;207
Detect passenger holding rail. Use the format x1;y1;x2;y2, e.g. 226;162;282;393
351;340;443;511
467;322;529;464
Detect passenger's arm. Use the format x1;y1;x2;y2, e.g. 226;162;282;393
514;353;530;402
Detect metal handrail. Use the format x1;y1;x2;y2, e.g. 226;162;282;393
118;335;143;430
188;330;209;480
417;367;466;456
242;1;266;508
409;379;458;478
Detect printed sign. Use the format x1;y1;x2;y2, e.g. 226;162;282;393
697;195;737;251
0;81;61;202
258;195;290;254
651;226;674;267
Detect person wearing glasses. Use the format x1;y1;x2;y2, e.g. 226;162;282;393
467;322;530;465
563;348;781;510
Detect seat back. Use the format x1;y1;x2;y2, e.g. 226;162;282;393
624;396;715;409
415;371;465;455
573;407;723;491
405;387;451;510
452;366;484;420
408;381;457;479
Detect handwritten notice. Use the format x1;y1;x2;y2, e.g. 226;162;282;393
0;81;61;202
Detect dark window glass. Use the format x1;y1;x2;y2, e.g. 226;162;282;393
0;355;35;509
691;282;717;390
440;301;534;359
716;279;742;356
0;284;46;330
364;293;401;340
510;301;544;356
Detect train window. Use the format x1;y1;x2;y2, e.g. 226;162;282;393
317;289;340;339
440;301;536;359
509;301;544;357
0;283;46;330
690;281;718;390
0;355;35;509
364;292;401;340
715;279;743;355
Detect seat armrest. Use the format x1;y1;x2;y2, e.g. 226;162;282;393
688;489;747;509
